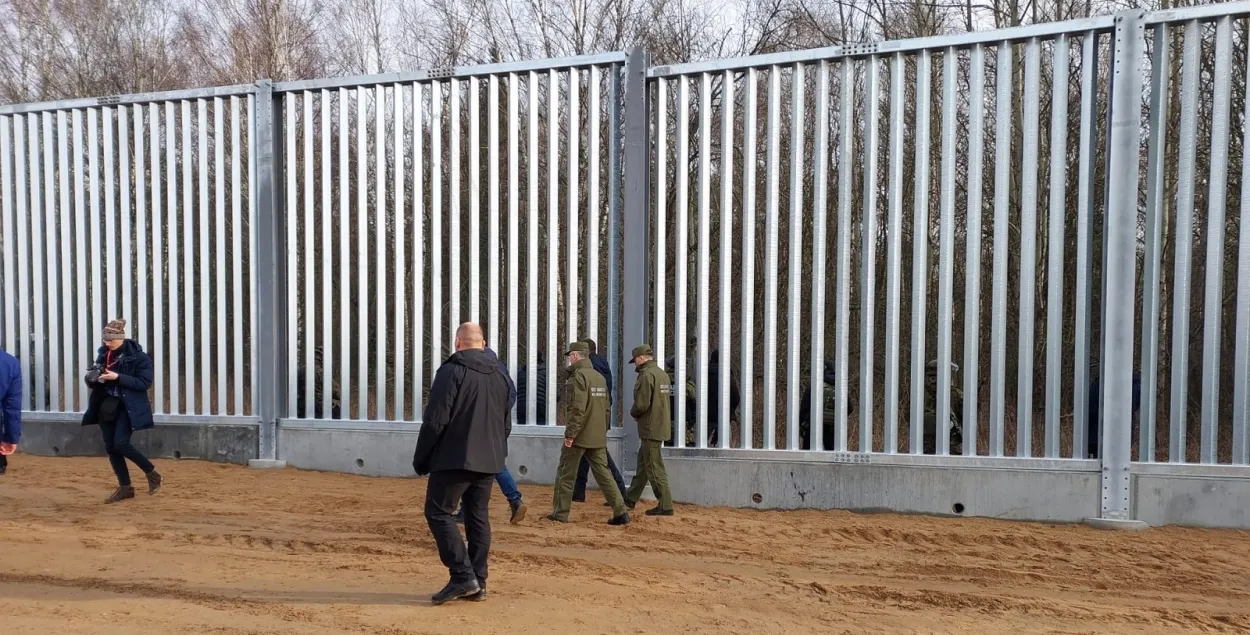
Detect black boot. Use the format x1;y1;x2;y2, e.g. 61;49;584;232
105;486;135;504
608;513;630;526
146;471;163;495
431;579;481;605
509;500;527;525
462;580;487;602
645;507;674;517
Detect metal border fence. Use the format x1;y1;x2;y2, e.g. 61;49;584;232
3;5;1250;525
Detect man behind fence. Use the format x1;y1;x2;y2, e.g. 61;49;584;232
412;322;512;605
0;347;22;475
547;342;630;525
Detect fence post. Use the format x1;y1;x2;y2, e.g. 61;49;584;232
252;80;287;465
1097;10;1146;526
620;46;651;473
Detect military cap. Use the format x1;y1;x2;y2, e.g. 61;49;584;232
565;341;589;355
628;344;653;363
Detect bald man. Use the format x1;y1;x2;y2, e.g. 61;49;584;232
413;322;513;605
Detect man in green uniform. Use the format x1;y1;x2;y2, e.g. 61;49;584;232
546;342;631;525
922;360;965;455
624;345;674;516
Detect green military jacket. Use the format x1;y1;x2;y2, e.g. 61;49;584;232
563;358;610;448
630;360;672;442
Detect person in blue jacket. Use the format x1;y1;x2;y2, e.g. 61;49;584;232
454;347;528;525
0;347;22;475
1087;370;1143;459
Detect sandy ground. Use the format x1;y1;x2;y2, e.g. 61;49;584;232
0;456;1248;635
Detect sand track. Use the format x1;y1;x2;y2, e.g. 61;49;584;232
0;455;1247;634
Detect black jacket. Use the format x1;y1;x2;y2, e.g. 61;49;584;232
82;340;155;431
516;362;548;424
413;348;512;475
590;353;614;405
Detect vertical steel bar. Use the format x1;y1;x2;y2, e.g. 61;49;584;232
58;111;72;408
787;63;807;452
1139;26;1169;462
719;69;735;449
1075;33;1101;459
1170;20;1201;464
357;88;368;418
546;69;559;428
232;96;244;416
526;73;538;425
655;78;667;374
375;85;386;419
0;117;13;360
41;113;56;410
105;108;117;329
119;107;132;354
303;92;315;418
31;114;45;410
14;117;30;406
414;83;426;416
339;88;352;417
763;66;781;451
1017;39;1041;458
319;91;332;418
183;101;196;413
450;79;461;334
488;75;500;351
248;94;259;416
136;106;147;413
197;100;210;414
909;51;932;454
395;84;406;419
990;43;1013;457
91;108;104;403
470;77;481;324
936;48;957;456
884;53;905;454
567;70;580;345
834;59;854;453
587;66;600;342
150;105;163;412
285;94;298;419
809;61;831;453
675;75;690;448
507;74;519;418
861;56;881;453
254;80;285;458
432;82;443;385
215;98;227;414
608;61;624;427
964;45;986;456
1044;37;1070;458
696;72;712;449
1199;17;1233;464
1234;22;1250;465
1100;10;1145;518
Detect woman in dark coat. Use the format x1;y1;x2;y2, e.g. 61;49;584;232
82;319;163;503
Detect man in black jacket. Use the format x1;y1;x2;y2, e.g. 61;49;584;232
413;322;512;605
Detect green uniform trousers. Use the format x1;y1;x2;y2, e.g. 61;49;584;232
551;446;628;520
626;439;672;511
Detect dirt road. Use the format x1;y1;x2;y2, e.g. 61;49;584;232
0;455;1247;634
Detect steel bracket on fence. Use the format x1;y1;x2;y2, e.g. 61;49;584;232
253;80;286;461
1099;10;1146;521
620;46;650;473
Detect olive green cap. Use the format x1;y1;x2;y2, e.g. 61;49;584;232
565;341;589;355
628;344;653;363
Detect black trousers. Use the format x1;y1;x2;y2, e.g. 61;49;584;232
572;451;628;501
100;414;155;487
0;453;7;472
424;470;494;585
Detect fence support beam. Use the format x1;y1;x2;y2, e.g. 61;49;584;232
1097;10;1145;525
621;46;650;472
253;80;287;463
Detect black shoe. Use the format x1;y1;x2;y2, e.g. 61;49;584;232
105;486;135;504
571;496;586;503
431;579;481;606
608;513;630;526
645;507;674;517
0;465;6;476
462;581;487;602
146;471;163;495
545;513;568;523
509;501;527;525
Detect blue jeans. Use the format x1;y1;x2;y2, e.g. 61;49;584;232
457;466;522;516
